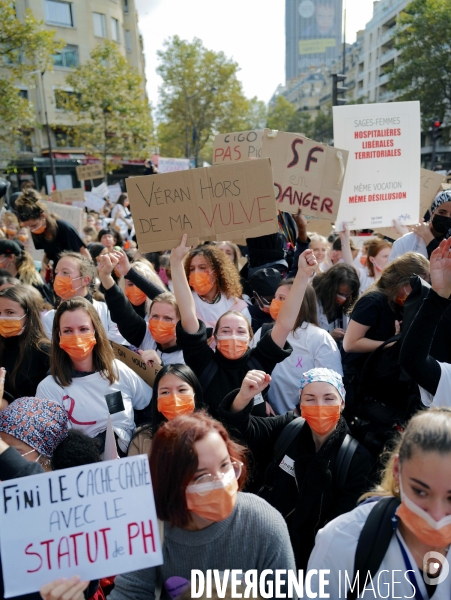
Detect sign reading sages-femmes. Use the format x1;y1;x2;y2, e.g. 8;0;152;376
260;129;348;219
213;130;263;164
0;456;162;598
333;101;421;230
126;159;278;253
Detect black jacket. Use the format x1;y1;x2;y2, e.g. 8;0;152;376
0;337;50;399
219;390;372;570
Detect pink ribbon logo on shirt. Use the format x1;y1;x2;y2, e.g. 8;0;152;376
62;395;97;425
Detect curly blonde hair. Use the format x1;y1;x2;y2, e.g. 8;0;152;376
184;244;243;299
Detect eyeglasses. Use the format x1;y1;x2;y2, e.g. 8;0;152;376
187;461;242;496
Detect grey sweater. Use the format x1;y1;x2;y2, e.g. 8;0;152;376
109;493;297;600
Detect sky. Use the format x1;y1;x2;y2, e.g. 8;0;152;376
135;0;376;111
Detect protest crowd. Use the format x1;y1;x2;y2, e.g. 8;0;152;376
0;145;451;600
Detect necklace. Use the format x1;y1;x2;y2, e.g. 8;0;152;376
408;540;450;574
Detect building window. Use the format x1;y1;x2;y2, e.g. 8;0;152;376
54;89;79;110
45;0;74;27
19;131;33;153
111;17;120;42
53;45;79;68
53;127;77;148
123;0;129;12
125;30;132;52
18;89;28;100
93;12;107;37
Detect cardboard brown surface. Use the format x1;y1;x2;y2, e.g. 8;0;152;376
111;342;159;387
41;200;85;233
126;159;278;253
420;168;445;215
304;217;335;237
76;163;104;181
213;130;263;164
50;188;85;204
261;129;348;218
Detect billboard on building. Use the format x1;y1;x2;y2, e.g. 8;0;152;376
286;0;343;80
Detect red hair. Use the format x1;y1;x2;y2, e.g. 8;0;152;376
366;239;392;277
150;411;248;528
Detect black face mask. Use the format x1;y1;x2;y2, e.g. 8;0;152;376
432;214;451;235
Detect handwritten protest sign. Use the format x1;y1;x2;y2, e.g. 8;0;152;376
126;159;278;253
111;342;159;387
85;192;107;213
41;200;84;234
375;168;445;239
333;101;421;230
158;157;190;173
50;189;85;205
261;129;348;218
304;216;334;237
0;456;162;597
76;163;104;181
213;130;263;164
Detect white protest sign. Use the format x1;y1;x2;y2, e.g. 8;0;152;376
333;101;421;230
85;192;107;213
158;157;190;173
41;200;84;234
108;184;123;203
213;130;263;164
0;456;162;598
92;182;109;199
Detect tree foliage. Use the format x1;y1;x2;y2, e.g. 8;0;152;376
266;95;312;135
60;42;153;179
388;0;451;127
0;0;63;157
157;36;264;165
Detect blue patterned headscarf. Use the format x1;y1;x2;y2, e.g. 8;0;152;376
430;189;451;216
299;368;346;402
0;397;68;458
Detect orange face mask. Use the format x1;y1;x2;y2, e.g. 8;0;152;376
54;275;83;299
360;255;367;267
125;285;147;306
189;272;214;296
157;393;195;420
301;404;341;436
0;314;26;338
59;332;97;361
216;336;249;360
397;477;451;547
186;470;238;522
394;287;409;307
17;235;28;243
269;299;284;320
6;229;16;237
148;320;176;345
31;219;46;235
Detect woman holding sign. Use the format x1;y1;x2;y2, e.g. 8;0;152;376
36;297;151;455
170;234;317;418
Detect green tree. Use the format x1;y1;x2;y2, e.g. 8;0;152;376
310;105;333;144
266;95;312;135
0;0;63;157
60;41;153;180
157;36;263;166
387;0;451;126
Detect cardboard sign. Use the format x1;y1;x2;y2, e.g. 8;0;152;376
0;456;163;597
304;217;334;237
41;200;84;234
158;157;190;173
111;342;159;387
76;163;104;181
50;189;85;205
125;159;278;253
213;130;263;164
333;101;421;230
261;129;348;218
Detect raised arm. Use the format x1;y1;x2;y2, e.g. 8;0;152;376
170;234;199;334
112;249;165;298
271;249;317;348
339;222;357;268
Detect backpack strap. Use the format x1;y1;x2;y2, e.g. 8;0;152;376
197;360;219;392
347;496;401;600
273;417;306;466
333;434;359;491
230;299;248;312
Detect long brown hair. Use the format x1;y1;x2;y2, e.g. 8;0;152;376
311;264;360;321
56;251;96;296
50;297;118;387
0;284;49;393
185;245;243;299
14;249;43;287
15;189;58;239
276;279;319;331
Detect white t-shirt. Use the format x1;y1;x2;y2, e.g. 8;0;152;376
192;292;251;329
389;232;428;262
308;499;451;599
253;323;343;415
43;299;126;345
111;204;132;239
316;301;350;334
419;361;451;408
359;267;375;294
36;360;151;452
139;328;185;364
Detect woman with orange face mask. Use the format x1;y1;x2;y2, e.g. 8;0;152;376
170;234;318;419
96;252;185;366
128;364;205;457
221;367;371;571
108;412;296;600
36;297;151;455
0;283;50;398
308;408;451;599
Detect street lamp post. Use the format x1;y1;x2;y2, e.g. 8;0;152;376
30;70;57;191
184;86;217;168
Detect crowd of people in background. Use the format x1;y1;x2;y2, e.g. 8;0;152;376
0;179;451;600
